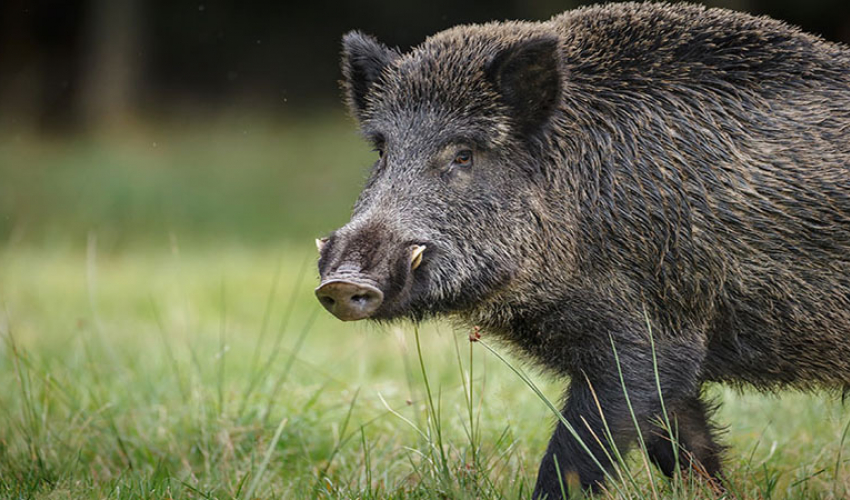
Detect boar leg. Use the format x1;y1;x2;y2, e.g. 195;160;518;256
532;337;705;499
646;394;723;482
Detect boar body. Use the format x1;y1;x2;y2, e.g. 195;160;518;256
316;2;850;497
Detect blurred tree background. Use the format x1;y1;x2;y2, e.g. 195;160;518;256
1;0;849;248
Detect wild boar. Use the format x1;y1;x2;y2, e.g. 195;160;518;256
316;2;850;497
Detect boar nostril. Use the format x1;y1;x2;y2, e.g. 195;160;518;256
315;280;384;321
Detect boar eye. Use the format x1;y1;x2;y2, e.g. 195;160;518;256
452;150;473;168
370;135;386;159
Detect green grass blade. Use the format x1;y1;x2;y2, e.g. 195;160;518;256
242;415;289;500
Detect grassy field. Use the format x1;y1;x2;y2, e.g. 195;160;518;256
1;116;849;499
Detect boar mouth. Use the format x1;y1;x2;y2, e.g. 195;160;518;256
316;242;431;321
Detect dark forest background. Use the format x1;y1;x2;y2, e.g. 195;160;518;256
2;0;850;133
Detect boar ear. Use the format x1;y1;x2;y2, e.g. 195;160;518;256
341;31;399;121
486;36;562;137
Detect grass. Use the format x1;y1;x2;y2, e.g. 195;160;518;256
3;245;850;499
1;116;850;498
0;111;367;249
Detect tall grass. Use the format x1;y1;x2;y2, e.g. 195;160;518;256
2;246;850;498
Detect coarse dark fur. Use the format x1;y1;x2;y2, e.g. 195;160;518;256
316;2;850;498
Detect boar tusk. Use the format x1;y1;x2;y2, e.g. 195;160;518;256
316;237;328;253
410;245;426;270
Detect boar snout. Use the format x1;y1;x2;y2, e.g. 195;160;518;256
315;279;384;321
315;224;430;321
